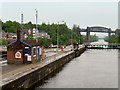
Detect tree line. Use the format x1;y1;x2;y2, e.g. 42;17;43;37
104;29;120;43
1;20;99;47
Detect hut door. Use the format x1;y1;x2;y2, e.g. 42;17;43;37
37;48;39;60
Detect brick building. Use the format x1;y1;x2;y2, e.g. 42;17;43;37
22;28;50;39
7;27;44;64
22;28;34;39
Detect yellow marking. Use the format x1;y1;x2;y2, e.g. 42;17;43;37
1;54;58;80
2;62;42;80
0;64;33;77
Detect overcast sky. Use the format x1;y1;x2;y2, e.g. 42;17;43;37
0;0;119;37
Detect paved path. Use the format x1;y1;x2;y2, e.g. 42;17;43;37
0;50;73;87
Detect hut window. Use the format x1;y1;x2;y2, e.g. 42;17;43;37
33;47;36;55
25;47;29;55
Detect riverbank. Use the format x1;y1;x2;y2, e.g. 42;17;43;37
1;46;85;89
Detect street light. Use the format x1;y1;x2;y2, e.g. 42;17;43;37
21;13;23;40
57;22;59;52
71;28;73;51
35;9;38;43
57;21;65;52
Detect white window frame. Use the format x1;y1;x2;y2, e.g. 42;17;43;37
37;46;39;48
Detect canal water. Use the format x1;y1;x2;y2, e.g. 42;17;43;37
34;40;118;89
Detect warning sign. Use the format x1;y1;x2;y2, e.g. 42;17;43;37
15;51;21;58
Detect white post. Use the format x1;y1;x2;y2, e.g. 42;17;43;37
56;21;65;52
21;13;23;40
57;22;59;52
35;9;38;43
71;29;73;50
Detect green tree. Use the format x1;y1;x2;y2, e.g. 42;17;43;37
78;35;83;44
59;34;69;46
104;34;117;43
23;21;34;29
116;29;120;43
110;34;117;43
90;34;98;42
118;32;120;43
0;38;8;46
104;36;108;42
2;20;84;46
28;34;34;40
2;20;20;33
39;37;51;48
73;39;77;44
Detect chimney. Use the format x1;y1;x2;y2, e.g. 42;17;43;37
17;27;20;41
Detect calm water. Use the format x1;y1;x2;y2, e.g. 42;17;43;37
35;40;118;88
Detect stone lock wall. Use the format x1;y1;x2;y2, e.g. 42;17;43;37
2;47;85;89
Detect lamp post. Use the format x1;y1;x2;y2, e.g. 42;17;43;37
57;21;65;52
71;29;73;50
57;22;59;52
21;13;23;40
35;9;38;43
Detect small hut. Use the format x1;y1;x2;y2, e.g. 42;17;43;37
7;27;44;64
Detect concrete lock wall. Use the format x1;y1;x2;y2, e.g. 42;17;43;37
2;47;85;89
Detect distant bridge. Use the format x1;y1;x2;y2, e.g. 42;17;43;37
79;26;117;43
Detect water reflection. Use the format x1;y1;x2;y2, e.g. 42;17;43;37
90;39;108;45
33;40;118;89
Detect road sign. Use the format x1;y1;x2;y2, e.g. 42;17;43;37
15;51;21;58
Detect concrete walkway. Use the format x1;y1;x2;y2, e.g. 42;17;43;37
0;50;73;87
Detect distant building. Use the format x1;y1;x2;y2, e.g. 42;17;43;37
22;28;50;39
0;30;17;39
0;30;6;39
7;33;17;39
38;30;50;39
22;28;34;39
7;27;44;64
